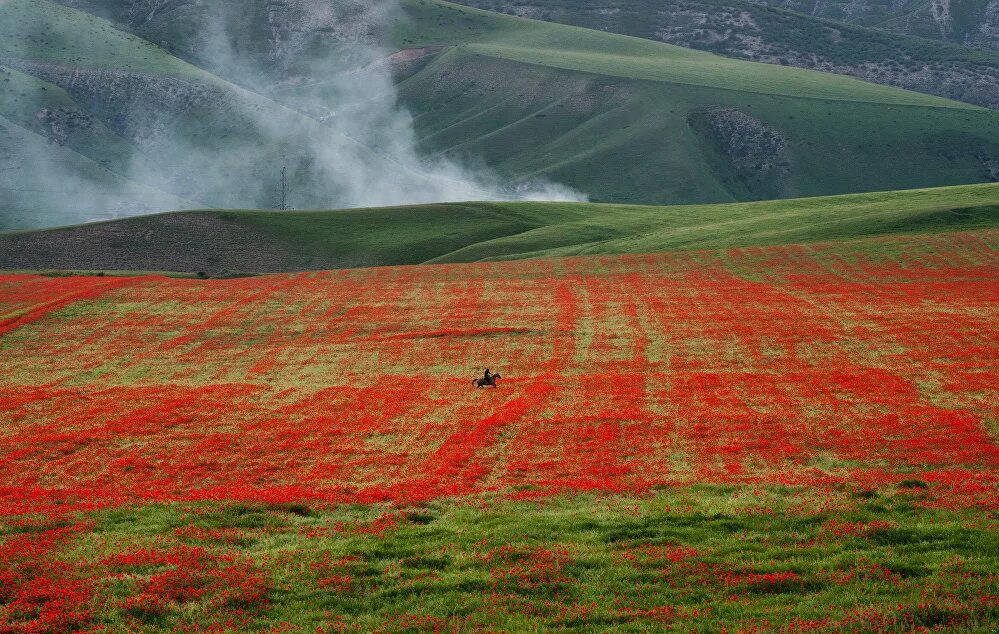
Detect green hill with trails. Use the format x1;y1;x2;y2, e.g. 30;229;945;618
397;3;997;203
453;0;999;109
397;2;998;199
405;4;975;105
1;183;996;273
1;0;998;230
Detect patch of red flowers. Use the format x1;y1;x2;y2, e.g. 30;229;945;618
0;231;996;513
101;546;268;623
0;523;93;634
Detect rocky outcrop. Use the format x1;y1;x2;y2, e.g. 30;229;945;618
762;0;999;50
688;107;791;200
734;56;999;112
12;62;225;148
982;155;999;181
34;107;93;146
966;0;999;51
646;6;999;109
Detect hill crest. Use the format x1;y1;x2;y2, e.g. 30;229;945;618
1;184;996;273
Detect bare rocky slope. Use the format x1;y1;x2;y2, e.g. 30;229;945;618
455;0;999;109
757;0;998;51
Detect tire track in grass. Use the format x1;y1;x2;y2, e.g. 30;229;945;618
149;274;307;355
0;277;139;338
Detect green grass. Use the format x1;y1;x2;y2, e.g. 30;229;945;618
454;16;974;107
2;183;996;272
431;182;999;262
12;487;998;631
400;49;999;202
396;0;977;108
0;0;198;75
392;1;999;204
451;0;999;106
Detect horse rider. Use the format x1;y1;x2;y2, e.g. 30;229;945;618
483;368;493;385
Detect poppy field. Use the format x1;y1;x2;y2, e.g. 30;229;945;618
1;230;998;632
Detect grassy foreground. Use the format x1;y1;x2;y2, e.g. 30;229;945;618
7;488;999;632
1;183;997;272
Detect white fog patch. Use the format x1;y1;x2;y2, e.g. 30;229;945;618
190;0;586;209
2;0;585;229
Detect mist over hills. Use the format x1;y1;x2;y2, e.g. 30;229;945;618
1;0;584;230
1;0;998;232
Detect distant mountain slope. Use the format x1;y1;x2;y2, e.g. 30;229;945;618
452;0;999;109
3;0;999;230
2;184;996;272
758;0;998;51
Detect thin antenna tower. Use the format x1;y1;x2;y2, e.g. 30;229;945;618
280;156;288;211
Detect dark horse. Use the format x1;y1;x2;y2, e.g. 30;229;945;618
473;372;502;388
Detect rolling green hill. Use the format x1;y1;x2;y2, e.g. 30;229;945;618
452;0;999;109
1;183;996;273
1;0;998;232
375;3;998;203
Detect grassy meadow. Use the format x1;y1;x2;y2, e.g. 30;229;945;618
7;487;996;631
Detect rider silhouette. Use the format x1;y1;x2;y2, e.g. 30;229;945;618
483;368;493;384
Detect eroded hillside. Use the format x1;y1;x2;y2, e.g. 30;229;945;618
760;0;998;50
